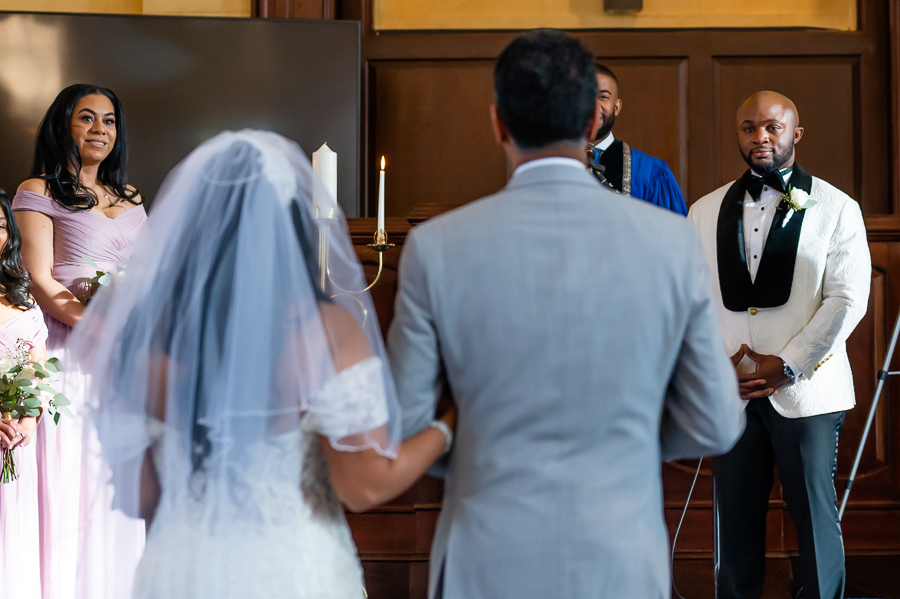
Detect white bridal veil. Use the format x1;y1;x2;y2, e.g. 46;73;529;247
69;130;400;597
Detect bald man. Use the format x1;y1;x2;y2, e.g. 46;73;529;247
688;92;871;599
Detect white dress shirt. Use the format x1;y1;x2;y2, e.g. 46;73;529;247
512;156;586;179
595;132;615;152
742;169;802;381
742;170;791;281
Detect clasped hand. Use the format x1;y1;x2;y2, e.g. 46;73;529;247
0;417;37;450
731;343;791;400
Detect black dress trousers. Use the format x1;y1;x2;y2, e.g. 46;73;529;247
712;397;846;599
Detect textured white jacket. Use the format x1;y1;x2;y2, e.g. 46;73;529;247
689;170;871;418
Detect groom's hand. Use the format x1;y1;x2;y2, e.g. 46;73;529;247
730;346;745;367
730;345;768;400
737;344;789;400
435;388;457;432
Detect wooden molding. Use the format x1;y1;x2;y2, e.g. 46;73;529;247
252;0;335;19
892;0;900;213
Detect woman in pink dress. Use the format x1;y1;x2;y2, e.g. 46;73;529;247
13;84;147;599
0;191;49;599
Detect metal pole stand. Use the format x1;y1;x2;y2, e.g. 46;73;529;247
839;305;900;520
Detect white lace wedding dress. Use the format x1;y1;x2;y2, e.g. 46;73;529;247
131;357;388;599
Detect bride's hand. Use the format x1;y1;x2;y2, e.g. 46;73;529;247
437;402;458;432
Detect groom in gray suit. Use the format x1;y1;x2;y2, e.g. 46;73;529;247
387;29;745;599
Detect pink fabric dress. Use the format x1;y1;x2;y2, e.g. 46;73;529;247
12;190;148;599
0;307;49;599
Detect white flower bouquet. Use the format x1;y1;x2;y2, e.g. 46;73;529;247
81;256;125;306
0;339;69;483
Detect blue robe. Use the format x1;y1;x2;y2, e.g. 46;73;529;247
593;145;687;216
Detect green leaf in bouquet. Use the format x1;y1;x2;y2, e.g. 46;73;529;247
17;378;33;388
52;395;70;407
44;359;60;373
23;397;42;408
36;382;55;392
60;406;74;420
83;256;100;269
53;412;61;425
24;407;41;417
31;362;48;377
97;273;112;287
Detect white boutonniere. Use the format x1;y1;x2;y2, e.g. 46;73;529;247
780;187;816;228
781;187;817;212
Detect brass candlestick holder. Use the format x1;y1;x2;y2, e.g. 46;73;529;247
318;227;395;295
317;227;394;328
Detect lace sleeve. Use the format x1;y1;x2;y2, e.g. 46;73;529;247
304;356;390;452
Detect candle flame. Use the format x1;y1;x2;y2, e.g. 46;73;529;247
381;156;386;170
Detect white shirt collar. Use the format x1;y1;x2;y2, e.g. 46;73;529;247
512;157;586;179
750;167;793;185
595;132;615;152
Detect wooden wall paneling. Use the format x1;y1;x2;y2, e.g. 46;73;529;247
252;0;334;19
840;260;890;503
359;25;885;218
369;57;688;217
369;60;507;217
857;0;892;217
892;0;900;213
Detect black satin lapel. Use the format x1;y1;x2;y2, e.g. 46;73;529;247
717;179;753;312
790;163;813;194
752;165;809;308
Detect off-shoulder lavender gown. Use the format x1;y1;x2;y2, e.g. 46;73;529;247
0;307;48;599
13;190;147;599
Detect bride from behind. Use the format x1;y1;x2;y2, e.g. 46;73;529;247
70;131;455;598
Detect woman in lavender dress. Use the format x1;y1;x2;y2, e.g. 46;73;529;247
13;84;147;599
0;191;48;599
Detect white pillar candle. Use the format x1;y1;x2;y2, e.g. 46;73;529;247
377;156;386;231
312;142;338;218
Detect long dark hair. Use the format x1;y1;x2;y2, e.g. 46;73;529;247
31;84;141;211
0;190;34;310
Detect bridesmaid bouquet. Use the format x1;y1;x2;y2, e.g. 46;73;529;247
82;256;125;305
0;339;69;483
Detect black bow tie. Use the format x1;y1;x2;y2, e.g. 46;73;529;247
743;168;791;201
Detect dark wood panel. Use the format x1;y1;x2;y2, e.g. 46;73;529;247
354;11;889;217
252;0;335;19
369;61;507;217
369;58;688;216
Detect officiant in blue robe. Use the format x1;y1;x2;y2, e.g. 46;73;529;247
587;64;688;216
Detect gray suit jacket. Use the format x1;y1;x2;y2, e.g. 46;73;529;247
387;163;745;599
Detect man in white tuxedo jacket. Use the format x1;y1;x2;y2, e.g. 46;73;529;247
688;92;871;599
387;29;745;599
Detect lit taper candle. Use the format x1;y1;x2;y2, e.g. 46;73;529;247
377;156;386;232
